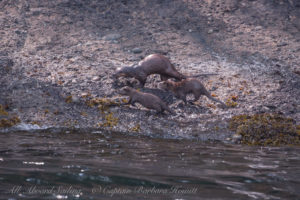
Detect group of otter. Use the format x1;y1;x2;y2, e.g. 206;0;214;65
113;54;226;115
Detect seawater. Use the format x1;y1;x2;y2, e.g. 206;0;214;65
0;129;299;199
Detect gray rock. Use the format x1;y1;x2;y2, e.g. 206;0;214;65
153;49;168;55
261;106;271;112
0;57;14;68
103;33;121;41
211;86;218;91
232;134;242;141
132;47;142;54
207;29;214;34
277;42;288;47
255;26;262;31
265;105;277;110
92;76;100;81
72;96;80;103
128;56;138;61
81;92;88;97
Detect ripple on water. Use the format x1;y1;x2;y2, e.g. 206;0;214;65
227;186;280;200
248;164;279;169
0;130;299;200
23;161;45;165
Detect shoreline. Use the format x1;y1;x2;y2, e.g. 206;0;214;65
1;0;299;144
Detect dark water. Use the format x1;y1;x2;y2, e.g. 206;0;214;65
0;129;299;200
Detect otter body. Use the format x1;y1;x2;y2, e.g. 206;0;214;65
161;78;226;107
114;54;184;87
119;86;175;114
114;54;214;87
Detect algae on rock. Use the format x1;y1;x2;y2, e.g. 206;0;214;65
229;113;300;146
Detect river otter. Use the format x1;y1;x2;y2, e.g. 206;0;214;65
160;78;227;107
113;54;216;87
119;86;175;114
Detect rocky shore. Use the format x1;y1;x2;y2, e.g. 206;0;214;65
1;0;299;144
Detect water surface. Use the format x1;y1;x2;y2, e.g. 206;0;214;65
0;129;299;199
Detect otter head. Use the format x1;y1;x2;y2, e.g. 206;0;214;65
113;66;134;79
158;80;174;91
119;86;133;95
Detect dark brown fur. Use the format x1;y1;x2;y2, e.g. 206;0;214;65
114;54;215;87
160;78;227;107
119;86;175;114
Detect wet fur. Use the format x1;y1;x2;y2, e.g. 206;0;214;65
119;86;175;114
114;54;215;87
161;78;226;107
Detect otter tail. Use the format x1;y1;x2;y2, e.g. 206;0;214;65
205;93;227;108
187;73;218;78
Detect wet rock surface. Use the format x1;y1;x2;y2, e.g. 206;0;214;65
0;0;299;142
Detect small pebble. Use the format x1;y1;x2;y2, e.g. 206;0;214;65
81;92;88;98
92;76;100;81
103;33;121;41
208;29;214;34
72;96;80;103
132;48;142;54
232;134;242;142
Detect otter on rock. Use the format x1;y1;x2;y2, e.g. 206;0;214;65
119;86;175;114
160;78;227;107
113;54;216;87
